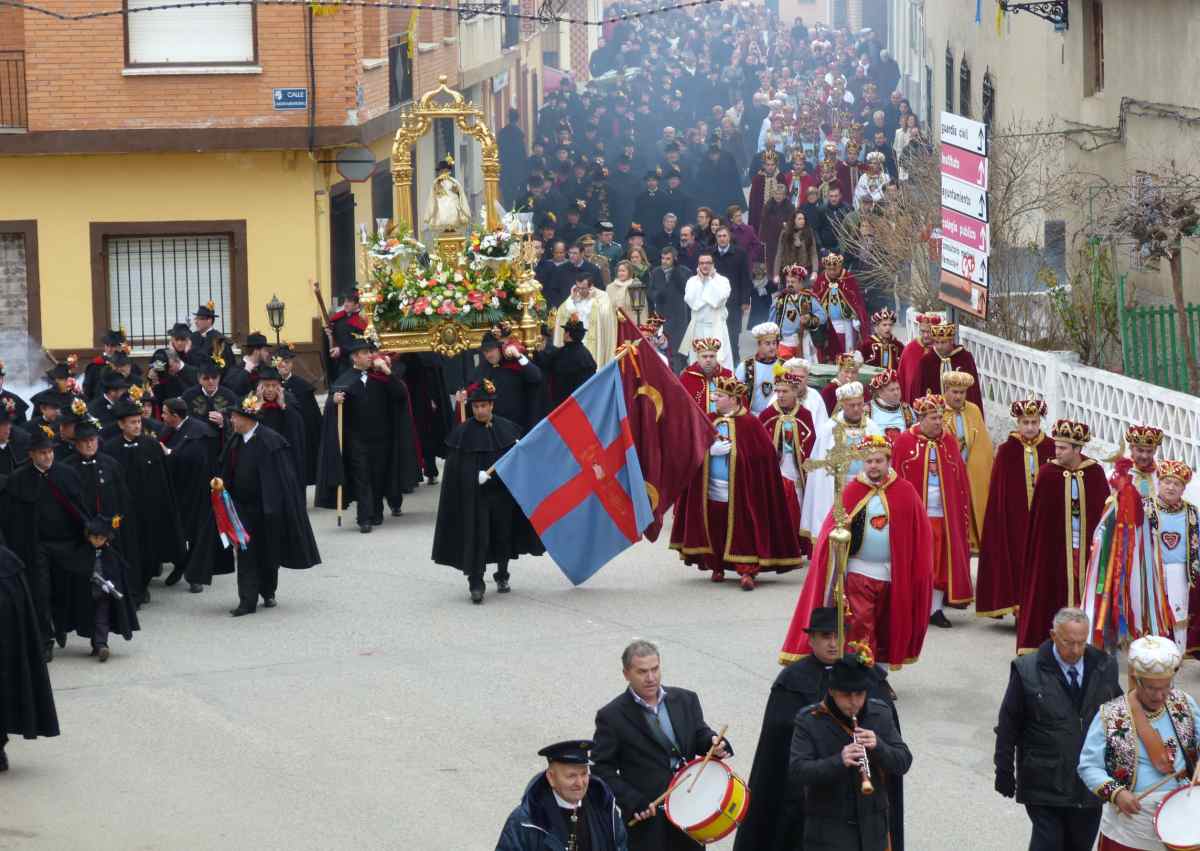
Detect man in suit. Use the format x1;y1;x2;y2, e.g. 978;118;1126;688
647;246;693;373
592;640;731;851
993;607;1122;851
711;226;752;360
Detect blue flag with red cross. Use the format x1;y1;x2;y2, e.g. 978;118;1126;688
493;360;653;585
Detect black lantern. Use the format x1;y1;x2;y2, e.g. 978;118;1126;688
628;279;648;321
266;294;286;344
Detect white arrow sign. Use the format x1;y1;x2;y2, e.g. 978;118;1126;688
940;111;988;156
941;237;988;287
941;174;988;223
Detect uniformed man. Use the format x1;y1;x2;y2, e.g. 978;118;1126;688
735;321;783;415
181;360;238;440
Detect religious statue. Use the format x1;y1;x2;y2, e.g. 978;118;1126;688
424;156;472;233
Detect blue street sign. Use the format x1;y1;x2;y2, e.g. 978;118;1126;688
273;88;308;111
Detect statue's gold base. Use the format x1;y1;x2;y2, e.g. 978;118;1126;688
435;233;466;266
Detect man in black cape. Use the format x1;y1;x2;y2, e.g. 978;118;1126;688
0;359;30;427
101;398;185;606
275;345;322;486
209;394;320;616
63;418;135;558
158;398;220;593
189;301;223;361
534;317;597;408
220;331;270;398
181;360;238;446
432;379;544;604
455;333;544;431
316;338;420;531
398;352;452;485
87;372;129;430
254;365;308;487
0;425;87;661
82;328;126;401
0;545;60;771
59;515;140;661
0;400;30;485
734;607;905;851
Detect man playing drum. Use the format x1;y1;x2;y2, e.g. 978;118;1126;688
1077;636;1200;851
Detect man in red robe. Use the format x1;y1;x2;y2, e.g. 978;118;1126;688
1015;419;1111;654
858;308;903;370
759;370;816;555
975;399;1054;618
813;254;868;355
915;323;984;415
892;394;974;627
748;149;790;233
670;375;803;590
780;434;934;668
897;312;940;403
678;338;732;418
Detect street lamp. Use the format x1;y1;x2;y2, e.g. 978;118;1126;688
628;278;647;323
266;294;286;345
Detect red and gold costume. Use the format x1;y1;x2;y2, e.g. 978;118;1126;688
897;312;940;403
812;255;868;356
891;396;975;608
678;338;732;418
940;371;993;550
915;323;984;415
759;374;817;554
858;308;903;370
975;400;1054;617
748;151;791;233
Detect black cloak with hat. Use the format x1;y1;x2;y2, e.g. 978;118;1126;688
159;410;220;575
431;392;544;576
58;518;140;644
276;351;323;485
0;412;30;488
252;366;308;483
0;546;59;743
63;422;140;574
0;385;29;428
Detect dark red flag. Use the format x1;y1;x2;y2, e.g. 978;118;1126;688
615;316;715;541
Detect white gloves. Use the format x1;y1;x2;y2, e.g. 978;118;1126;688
478;471;491;485
709;439;732;457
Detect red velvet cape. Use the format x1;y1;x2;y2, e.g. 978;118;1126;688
779;471;933;667
1015;459;1110;653
679;365;732;417
669;409;803;571
897;339;927;403
813;272;868;354
915;347;985;415
892;426;975;606
975;433;1054;617
759;401;817;558
859;334;904;370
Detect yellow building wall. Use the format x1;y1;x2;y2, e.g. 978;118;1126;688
0;150;327;350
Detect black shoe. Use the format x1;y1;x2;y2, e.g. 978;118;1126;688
262;597;277;608
141;588;152;604
496;577;511;593
97;645;110;663
425;475;438;485
43;643;53;663
359;524;373;534
188;583;204;594
229;605;256;617
55;631;67;649
391;507;403;516
90;645;99;657
0;748;8;772
164;566;185;587
470;588;484;604
929;610;953;629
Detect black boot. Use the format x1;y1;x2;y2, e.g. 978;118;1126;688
188;583;203;594
164;565;185;586
494;562;511;593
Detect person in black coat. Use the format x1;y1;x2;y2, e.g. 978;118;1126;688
0;360;30;427
253;366;307;491
456;333;544;432
63;419;137;572
87;373;129;429
497;108;528;207
276;345;322;486
647;247;693;373
534;318;596;408
189;301;224;361
735;608;904;851
993;608;1122;851
548;245;604;308
147;348;199;414
157;398;220;593
432;379;543;604
790;653;913;851
0;402;30;486
592;640;731;851
695;144;745;217
181;361;239;445
221;331;271;398
326;290;370;378
82;328;126;401
712;227;752;351
64;515;140;661
397;352;451;484
0;545;60;772
101;399;185;605
210;396;320;616
316;339;421;531
633;170;671;236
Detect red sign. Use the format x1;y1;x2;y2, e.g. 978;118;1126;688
941;208;990;254
940;145;988;190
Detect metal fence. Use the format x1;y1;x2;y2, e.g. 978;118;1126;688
0;50;27;130
1118;277;1200;393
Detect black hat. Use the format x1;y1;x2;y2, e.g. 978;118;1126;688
274;344;297;360
564;316;586;342
30;388;65;410
45;362;71;381
111;398;143;421
169;322;192;340
343;334;374;354
244;332;269;350
84;515;118;540
804;607;839;634
256;365;282;383
479;332;502;352
231;393;263;421
436;156;455;174
829;653;874;693
199;360;222;378
102;329;126;347
102;372;130;391
73;419;101;441
467;378;497;403
28;423;56;451
537;213;558;230
61;396;90;425
109;350;131;367
537;740;594;766
194;301;218;319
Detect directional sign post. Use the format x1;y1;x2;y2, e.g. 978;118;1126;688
939;111;989;318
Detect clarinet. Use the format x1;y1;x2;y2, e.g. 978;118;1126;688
851;714;874;796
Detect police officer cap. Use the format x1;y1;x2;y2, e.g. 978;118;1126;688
538;740;594;766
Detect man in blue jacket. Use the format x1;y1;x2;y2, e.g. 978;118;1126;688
497;740;628;851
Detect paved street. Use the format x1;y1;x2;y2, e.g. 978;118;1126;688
4;482;1199;850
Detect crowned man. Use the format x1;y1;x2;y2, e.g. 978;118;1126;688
1016;419;1111;654
893;394;974;627
975;399;1054;618
1149;461;1200;651
780;357;830;432
760;369;816;551
552;274;619;369
812;253;868;355
679;338;733;417
771;264;832;362
858;308;903;370
736;322;783;415
1126;425;1164;498
780;434;934;668
820;351;866;416
670;375;803;591
915;322;985;415
1078;636;1200;851
853;150;892;208
897;312;941;403
941;370;993;551
867;369;913;442
800;381;883;543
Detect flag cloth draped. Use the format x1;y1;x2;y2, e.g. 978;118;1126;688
211;481;250;551
494;361;653;585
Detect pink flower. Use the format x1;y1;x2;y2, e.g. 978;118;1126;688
412;297;430;314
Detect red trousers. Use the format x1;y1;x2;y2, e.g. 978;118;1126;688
1097;836;1141;851
845;572;889;653
930;516;948;592
705;499;755;577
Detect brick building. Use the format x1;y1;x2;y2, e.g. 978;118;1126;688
0;0;543;382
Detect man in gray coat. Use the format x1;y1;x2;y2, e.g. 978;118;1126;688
647;246;693;373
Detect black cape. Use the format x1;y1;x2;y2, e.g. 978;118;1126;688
314;370;421;510
102;434;186;588
257;401;307;492
0;547;59;739
282;373;322;484
0;426;31;488
535;340;597;408
398;354;453;462
0;462;88;584
0;389;29;428
189;425;320;583
60;545;140;642
62;452;141;578
733;657;905;851
162;417;221;574
431;416;544;571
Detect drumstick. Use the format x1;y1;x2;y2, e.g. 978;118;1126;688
686;724;729;794
625;724;728;828
1134;770;1186;802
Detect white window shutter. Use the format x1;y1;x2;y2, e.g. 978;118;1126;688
127;0;255;65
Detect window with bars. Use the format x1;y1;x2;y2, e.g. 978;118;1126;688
106;235;231;349
944;45;954;113
959;56;972;118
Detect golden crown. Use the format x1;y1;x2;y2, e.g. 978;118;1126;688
915;313;943;326
1157;459;1192;484
1010;398;1047;419
835;351;862;370
822;253;844;268
1050;419;1090;446
871;308;897;324
774;371;805;387
869;369;899;390
856;434;892;455
929;323;957;341
940;370;975;390
913;394;946;415
781;263;809;279
691;337;722;354
1125;425;1164;448
713;375;746;397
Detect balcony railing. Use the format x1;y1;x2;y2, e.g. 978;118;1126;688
0;51;26;130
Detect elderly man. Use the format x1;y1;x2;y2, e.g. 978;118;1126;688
941;370;993;551
680;252;734;371
1078;636;1200;851
995;608;1122;851
592;641;730;851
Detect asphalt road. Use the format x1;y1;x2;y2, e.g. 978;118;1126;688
4;481;1199;851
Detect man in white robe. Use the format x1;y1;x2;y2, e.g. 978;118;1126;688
552;276;618;368
680;251;734;371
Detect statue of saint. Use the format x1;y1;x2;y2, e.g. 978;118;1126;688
423;156;472;233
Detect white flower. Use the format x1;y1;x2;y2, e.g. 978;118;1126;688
424;307;434;316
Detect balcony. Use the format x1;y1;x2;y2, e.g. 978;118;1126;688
0;50;27;131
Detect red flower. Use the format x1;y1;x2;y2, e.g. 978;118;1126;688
1113;767;1129;780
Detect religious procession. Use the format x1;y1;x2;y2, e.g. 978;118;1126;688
3;0;1200;848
